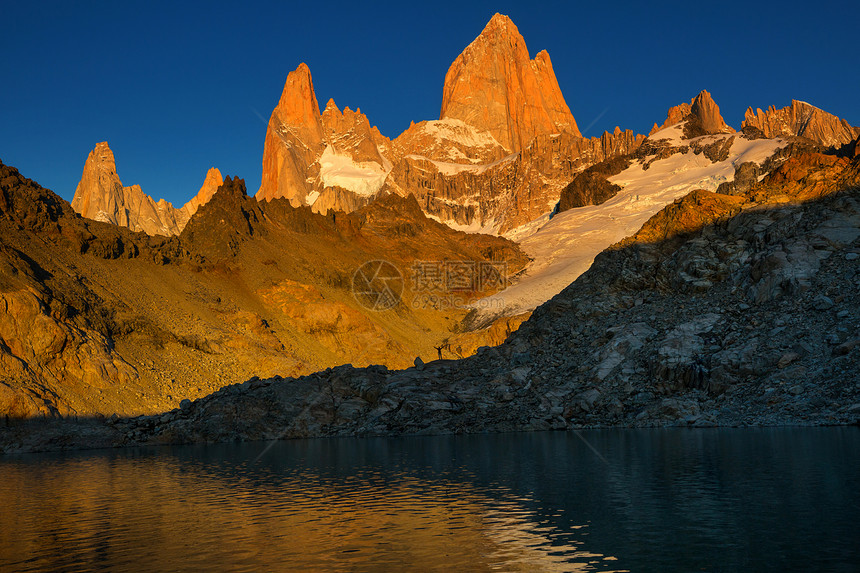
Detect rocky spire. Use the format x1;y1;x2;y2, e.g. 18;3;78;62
742;100;860;147
439;13;580;152
257;63;325;203
71;142;183;236
653;90;733;135
181;167;224;216
690;90;732;135
71;142;221;235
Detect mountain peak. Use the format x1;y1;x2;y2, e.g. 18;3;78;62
742;99;860;147
482;13;517;37
71;142;187;236
257;64;326;203
274;63;323;132
182;167;224;215
324;98;340;114
439;14;580;151
691;89;732;134
653;89;733;136
88;141;117;171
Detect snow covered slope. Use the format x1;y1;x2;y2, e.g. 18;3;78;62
472;128;786;320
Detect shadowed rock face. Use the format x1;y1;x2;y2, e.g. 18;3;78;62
71;142;222;236
440;13;580;152
556;155;631;213
743;100;860;148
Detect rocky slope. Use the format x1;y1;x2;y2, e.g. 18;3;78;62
5;146;858;453
742;100;860;147
71;142;222;236
479;101;790;323
0;160;527;421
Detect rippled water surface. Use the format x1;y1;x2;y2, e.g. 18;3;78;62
1;428;858;572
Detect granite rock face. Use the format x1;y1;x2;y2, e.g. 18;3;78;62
71;142;221;236
181;167;224;217
255;64;391;215
256;63;326;205
652;90;734;136
439;13;580;152
250;16;644;234
742;100;860;147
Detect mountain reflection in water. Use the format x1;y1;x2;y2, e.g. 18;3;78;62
1;428;858;572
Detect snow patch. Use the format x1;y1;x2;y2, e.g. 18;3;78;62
317;146;389;197
427;213;500;235
420;118;503;150
472;135;788;318
646;123;686;145
404;153;517;177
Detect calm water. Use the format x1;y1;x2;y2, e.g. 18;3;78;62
1;428;858;572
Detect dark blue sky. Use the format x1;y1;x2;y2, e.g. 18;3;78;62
2;0;858;207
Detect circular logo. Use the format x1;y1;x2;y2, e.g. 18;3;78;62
352;260;403;311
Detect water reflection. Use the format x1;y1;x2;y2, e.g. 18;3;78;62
0;437;620;572
1;428;858;572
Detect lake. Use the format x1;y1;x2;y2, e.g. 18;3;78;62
1;428;858;572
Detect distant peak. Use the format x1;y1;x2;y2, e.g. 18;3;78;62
742;99;860;146
487;12;514;27
276;62;319;111
203;167;223;184
654;89;732;136
691;89;732;134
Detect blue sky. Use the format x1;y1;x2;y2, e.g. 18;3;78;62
1;0;858;207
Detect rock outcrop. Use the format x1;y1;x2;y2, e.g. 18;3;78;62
180;167;224;216
256;63;326;205
255;64;391;214
652;90;734;136
71;142;183;236
71;142;221;236
742;100;860;147
439;13;580;153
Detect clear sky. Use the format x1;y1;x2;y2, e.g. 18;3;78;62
2;0;858;207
